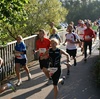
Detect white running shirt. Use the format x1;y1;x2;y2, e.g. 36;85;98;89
65;32;80;50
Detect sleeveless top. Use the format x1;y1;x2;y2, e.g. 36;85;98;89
49;48;61;69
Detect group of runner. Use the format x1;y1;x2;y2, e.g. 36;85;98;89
0;18;100;99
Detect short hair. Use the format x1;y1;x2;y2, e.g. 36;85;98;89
67;24;73;29
39;29;45;34
50;38;59;45
17;35;23;40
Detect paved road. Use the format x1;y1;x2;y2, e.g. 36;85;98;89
0;39;100;99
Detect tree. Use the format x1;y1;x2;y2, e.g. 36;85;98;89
24;0;68;35
61;0;100;25
0;0;68;44
0;0;29;44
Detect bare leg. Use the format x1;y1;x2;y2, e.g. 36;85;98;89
15;63;21;80
42;67;50;78
23;65;32;80
23;65;30;74
0;84;8;93
54;85;58;99
15;63;22;86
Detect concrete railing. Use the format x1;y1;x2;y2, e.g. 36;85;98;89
0;35;37;82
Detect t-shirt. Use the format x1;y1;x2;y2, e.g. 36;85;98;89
65;32;80;50
83;28;95;41
36;38;50;56
92;25;98;32
76;26;86;40
15;42;27;59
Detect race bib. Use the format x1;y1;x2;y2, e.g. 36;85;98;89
48;67;58;76
85;35;91;40
39;48;46;54
15;53;22;59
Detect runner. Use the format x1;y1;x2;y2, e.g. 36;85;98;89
43;38;70;99
63;24;80;66
49;28;61;44
83;22;96;61
0;57;16;93
33;29;51;84
92;21;98;40
76;20;87;54
14;35;32;86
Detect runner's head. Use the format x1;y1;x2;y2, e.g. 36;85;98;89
38;29;45;39
16;35;23;43
50;38;59;48
85;22;91;28
52;28;57;34
66;24;73;33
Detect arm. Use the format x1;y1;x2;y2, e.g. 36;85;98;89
60;49;70;62
63;39;67;46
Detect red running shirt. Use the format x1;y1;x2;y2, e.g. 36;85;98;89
36;38;50;56
83;28;95;41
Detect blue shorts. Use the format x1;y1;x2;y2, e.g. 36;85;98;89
15;58;26;66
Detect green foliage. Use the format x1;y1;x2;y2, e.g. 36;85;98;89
24;0;68;35
0;0;29;44
0;0;68;44
0;0;29;24
61;0;100;25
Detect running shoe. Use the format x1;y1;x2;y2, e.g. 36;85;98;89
28;73;32;80
61;79;64;85
61;76;65;85
16;80;22;86
9;81;16;92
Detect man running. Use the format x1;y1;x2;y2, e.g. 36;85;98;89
42;38;70;99
83;22;96;61
34;29;51;84
76;20;87;54
63;24;80;66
